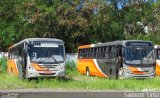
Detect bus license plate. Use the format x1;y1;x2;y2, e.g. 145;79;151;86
45;71;51;75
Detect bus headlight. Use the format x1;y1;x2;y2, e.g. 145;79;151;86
149;67;155;74
59;63;66;70
29;65;36;71
123;67;132;74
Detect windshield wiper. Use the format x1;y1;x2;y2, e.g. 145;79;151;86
50;55;58;64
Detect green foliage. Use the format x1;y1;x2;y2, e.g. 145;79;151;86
66;61;76;70
126;32;160;45
0;57;7;73
0;1;160;52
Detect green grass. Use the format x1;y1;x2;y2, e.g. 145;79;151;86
0;70;160;91
0;60;160;91
0;57;7;72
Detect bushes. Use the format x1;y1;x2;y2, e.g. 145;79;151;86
66;61;76;70
0;57;7;73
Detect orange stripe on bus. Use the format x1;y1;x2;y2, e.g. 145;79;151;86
31;63;47;71
90;59;107;77
128;66;145;75
78;45;91;49
8;45;15;50
77;59;107;77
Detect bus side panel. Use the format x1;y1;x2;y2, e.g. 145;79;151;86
77;59;88;74
7;59;19;76
97;59;110;77
156;60;160;75
77;59;106;77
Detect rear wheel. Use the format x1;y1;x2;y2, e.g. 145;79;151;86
10;67;13;74
86;67;90;76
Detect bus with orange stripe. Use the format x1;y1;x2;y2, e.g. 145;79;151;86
154;45;160;76
7;38;66;78
77;40;155;79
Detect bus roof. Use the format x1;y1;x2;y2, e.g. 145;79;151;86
9;38;63;50
78;40;153;49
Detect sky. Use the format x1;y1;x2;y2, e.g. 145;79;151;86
106;0;157;10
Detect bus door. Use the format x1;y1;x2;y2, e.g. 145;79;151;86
22;44;28;78
109;46;117;79
19;43;27;78
116;46;123;67
17;44;24;78
116;46;123;79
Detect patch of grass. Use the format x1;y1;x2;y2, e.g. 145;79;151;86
0;61;160;91
0;57;7;72
1;70;160;91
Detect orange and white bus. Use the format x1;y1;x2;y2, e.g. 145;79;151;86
77;40;155;79
154;45;160;75
7;38;66;78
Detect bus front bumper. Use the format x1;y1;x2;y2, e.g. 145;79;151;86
27;69;65;78
123;72;155;79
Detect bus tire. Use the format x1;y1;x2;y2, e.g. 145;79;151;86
86;67;90;76
9;67;13;74
11;67;13;73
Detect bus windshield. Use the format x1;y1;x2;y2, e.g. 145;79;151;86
125;47;155;65
28;41;64;64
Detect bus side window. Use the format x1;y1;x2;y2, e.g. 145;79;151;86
78;49;81;58
105;47;109;59
157;49;160;59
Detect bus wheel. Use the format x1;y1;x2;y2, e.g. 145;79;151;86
9;67;13;74
10;67;13;73
86;67;90;76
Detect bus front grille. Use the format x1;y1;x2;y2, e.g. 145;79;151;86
39;73;56;75
39;64;58;69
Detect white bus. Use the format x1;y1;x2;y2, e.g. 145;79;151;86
7;38;66;78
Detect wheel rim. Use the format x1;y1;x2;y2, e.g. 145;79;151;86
86;69;90;76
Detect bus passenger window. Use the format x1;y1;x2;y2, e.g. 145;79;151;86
158;49;160;59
